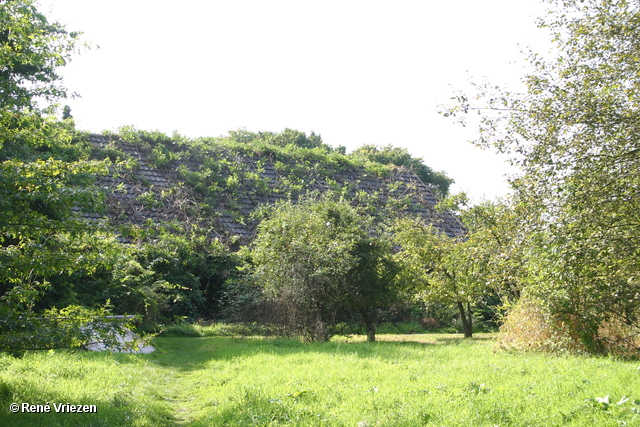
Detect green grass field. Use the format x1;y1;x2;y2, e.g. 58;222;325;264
0;333;638;426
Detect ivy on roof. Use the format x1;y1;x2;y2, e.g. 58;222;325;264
89;127;463;245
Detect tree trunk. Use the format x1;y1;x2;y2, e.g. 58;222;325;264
360;309;377;342
457;301;473;338
366;324;376;342
467;301;473;337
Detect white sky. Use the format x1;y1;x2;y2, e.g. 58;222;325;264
41;0;551;201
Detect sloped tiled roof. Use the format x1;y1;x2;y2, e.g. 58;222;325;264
88;134;465;244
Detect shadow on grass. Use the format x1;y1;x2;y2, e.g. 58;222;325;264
137;333;496;373
360;333;495;345
0;381;176;427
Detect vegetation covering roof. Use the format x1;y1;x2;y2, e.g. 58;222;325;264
88;131;464;245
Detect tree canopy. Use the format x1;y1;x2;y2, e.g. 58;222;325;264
248;193;402;342
0;0;138;354
0;0;82;111
444;0;640;354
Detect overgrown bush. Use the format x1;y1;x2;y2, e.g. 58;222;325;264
496;295;640;357
244;193;403;342
39;227;240;327
0;279;141;356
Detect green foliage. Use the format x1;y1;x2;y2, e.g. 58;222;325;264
0;114;117;354
345;237;404;341
109;127;448;233
246;193;401;342
353;144;453;197
61;104;72;120
40;227;242;327
0;156;107;237
248;194;366;341
393;216;481;338
113;125;181;149
0;277;139;355
230;128;327;150
0;0;84;111
0;110;90;161
391;200;517;339
0;2;170;353
443;0;640;355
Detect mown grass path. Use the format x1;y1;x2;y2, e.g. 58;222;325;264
1;334;639;426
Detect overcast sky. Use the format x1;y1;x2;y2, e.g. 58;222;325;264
41;0;551;201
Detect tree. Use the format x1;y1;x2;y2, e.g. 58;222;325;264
0;0;83;111
62;105;72;120
393;216;483;338
344;236;402;342
0;0;102;288
443;0;640;353
0;1;134;354
248;193;401;342
392;194;527;338
440;195;527;302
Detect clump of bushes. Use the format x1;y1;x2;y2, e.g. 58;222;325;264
496;295;640;357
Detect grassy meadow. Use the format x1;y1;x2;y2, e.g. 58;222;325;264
0;332;639;426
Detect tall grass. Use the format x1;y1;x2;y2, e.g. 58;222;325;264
0;334;639;426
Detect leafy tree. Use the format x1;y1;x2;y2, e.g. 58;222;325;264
62;105;72;120
248;193;401;342
0;0;97;243
37;222;242;328
0;0;105;291
0;0;83;111
0;1;136;353
393;217;480;338
443;0;640;353
352;144;453;198
0;295;140;356
392;194;526;337
439;195;527;304
344;237;402;341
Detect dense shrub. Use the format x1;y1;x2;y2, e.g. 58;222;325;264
244;193;403;342
497;295;640;357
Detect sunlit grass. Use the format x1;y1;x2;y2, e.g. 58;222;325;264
1;334;639;426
